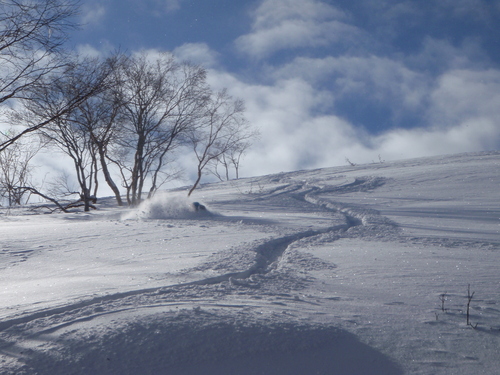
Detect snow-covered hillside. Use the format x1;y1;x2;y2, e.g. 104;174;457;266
1;152;499;375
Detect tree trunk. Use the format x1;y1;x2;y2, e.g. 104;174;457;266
98;147;123;206
130;137;145;206
188;168;203;197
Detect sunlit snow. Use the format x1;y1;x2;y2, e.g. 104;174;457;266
1;152;499;374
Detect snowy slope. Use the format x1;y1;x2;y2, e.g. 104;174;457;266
0;151;499;374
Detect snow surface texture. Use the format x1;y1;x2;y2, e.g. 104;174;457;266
1;151;499;374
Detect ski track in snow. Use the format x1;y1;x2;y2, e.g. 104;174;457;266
0;183;354;328
1;151;500;374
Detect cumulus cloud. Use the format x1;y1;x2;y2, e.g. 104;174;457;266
274;55;429;112
235;0;363;59
407;37;491;72
173;43;219;68
76;44;104;58
374;120;500;160
251;0;345;29
429;69;500;127
80;4;106;27
201;61;500;177
237;90;500;175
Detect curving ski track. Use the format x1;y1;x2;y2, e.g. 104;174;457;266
0;178;391;336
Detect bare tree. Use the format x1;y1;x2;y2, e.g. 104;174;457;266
209;139;253;181
20;56;113;211
0;129;41;206
229;140;252;180
207;156;228;182
0;0;81;152
112;52;210;205
68;55;127;206
187;89;256;197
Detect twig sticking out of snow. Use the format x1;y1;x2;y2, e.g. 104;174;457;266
466;284;478;329
440;292;447;312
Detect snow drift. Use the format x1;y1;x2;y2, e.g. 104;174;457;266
9;309;401;375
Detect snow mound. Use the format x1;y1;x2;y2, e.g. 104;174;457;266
11;309;402;375
122;193;213;220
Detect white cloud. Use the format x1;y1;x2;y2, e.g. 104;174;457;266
173;43;219;68
75;40;118;58
202;64;500;177
252;0;345;29
274;55;429;112
76;44;103;58
131;46;217;71
235;0;362;59
407;37;491;72
374;119;499;160
429;69;500;127
80;4;106;27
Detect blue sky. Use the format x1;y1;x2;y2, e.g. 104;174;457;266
70;0;500;176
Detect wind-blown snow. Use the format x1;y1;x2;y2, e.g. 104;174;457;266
1;151;499;374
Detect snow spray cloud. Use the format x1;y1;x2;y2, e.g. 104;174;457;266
121;193;213;220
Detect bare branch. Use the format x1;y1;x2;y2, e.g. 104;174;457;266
16;186;68;212
0;0;80;104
